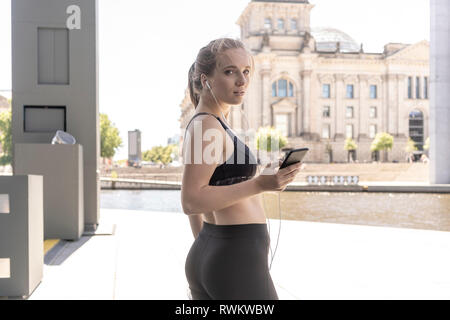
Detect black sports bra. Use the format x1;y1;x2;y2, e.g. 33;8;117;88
184;112;257;186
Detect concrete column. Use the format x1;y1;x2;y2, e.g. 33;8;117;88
260;69;271;127
0;176;43;298
430;0;450;184
11;0;99;229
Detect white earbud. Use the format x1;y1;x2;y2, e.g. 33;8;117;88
206;80;212;91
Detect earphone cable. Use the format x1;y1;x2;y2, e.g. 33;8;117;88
262;192;274;268
269;192;282;271
262;191;282;271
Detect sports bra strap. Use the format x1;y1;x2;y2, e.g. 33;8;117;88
184;112;230;141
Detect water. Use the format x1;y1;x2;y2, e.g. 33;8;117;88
263;192;450;232
100;190;450;232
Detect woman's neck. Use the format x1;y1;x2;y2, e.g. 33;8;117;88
196;102;230;119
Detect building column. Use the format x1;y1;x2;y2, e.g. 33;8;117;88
334;74;345;139
297;76;304;136
260;69;271;127
396;75;406;136
358;75;369;138
386;74;396;136
11;0;99;230
382;75;389;136
300;70;312;136
430;0;450;183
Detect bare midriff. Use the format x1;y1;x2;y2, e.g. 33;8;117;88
197;113;266;225
202;191;266;225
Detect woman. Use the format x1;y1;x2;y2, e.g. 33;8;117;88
181;38;304;300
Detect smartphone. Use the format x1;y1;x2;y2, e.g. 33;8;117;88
280;148;309;169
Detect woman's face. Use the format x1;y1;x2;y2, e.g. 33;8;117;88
207;48;252;106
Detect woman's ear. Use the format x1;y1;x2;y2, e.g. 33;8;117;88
201;74;208;89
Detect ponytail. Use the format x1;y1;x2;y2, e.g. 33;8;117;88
188;62;200;108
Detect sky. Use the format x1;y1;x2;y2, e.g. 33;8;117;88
0;0;430;160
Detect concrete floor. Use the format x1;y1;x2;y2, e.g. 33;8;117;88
27;208;450;300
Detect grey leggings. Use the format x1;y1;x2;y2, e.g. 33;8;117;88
185;222;279;300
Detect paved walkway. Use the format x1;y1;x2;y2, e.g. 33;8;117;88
28;208;450;300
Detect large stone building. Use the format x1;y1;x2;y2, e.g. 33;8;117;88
179;0;430;163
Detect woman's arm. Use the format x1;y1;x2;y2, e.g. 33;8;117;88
188;214;203;239
182;175;262;215
182;163;302;215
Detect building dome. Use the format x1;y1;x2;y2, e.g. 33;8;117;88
311;27;360;53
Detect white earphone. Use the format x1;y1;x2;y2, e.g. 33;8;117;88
205;80;212;91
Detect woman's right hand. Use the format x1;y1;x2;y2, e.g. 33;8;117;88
255;161;304;192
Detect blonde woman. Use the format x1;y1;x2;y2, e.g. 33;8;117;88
182;38;303;300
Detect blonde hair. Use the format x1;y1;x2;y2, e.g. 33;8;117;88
188;38;254;108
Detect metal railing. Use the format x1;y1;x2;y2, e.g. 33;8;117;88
306;175;359;185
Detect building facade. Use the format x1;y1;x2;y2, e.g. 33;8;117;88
179;0;430;163
128;129;142;166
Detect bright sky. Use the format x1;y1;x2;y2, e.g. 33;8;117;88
0;0;430;160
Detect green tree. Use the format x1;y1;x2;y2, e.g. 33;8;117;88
255;127;288;164
404;138;418;162
424;137;430;151
405;137;418;153
370;132;394;162
100;113;123;159
255;127;287;152
0;110;12;166
143;144;175;165
344;138;358;162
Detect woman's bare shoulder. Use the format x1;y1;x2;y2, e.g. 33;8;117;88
186;113;222;133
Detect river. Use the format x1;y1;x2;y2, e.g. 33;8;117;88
100;190;450;232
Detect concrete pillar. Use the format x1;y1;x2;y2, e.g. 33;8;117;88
11;0;100;229
0;175;43;298
430;0;450;184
